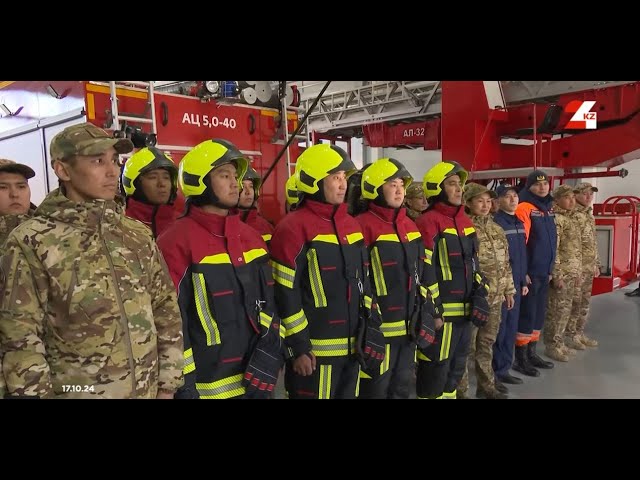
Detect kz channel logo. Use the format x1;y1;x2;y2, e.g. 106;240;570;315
564;100;597;130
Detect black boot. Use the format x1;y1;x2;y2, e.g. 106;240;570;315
528;341;554;369
497;372;524;385
494;380;509;394
512;345;540;377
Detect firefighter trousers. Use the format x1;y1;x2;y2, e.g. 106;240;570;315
358;336;416;399
284;356;360;399
415;321;473;399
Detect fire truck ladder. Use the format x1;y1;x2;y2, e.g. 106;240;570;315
108;81;157;134
302;81;442;134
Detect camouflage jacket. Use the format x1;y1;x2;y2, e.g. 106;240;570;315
0;189;184;398
0;208;35;251
405;206;422;222
552;205;583;278
574;203;600;269
470;214;516;297
0;208;35;398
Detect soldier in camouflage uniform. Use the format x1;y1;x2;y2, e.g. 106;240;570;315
0;159;36;248
0;158;37;398
459;183;515;399
543;185;583;362
566;182;600;348
404;182;427;221
0;123;184;399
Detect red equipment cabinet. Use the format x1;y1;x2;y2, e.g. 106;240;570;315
592;196;640;295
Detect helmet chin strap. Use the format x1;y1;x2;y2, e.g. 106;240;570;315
309;179;328;203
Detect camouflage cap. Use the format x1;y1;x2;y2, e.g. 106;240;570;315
553;184;579;199
574;182;598;193
50;122;134;166
0;158;35;179
463;182;497;203
405;182;425;199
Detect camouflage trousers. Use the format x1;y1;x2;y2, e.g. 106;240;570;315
566;269;595;336
543;274;581;349
0;352;4;399
458;291;504;394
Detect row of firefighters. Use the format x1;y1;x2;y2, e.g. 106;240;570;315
0;122;600;399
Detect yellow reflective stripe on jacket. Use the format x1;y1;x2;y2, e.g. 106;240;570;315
200;253;232;264
427;283;440;300
192;272;221;346
464;227;475;236
424;248;433;265
407;231;421;242
312;234;338;244
370;246;388;296
442;302;471;317
438;238;453;281
318;365;332;399
376;233;400;242
282;309;308;336
197;373;245;399
271;260;295;289
184;348;195;374
443;228;458;236
243;247;268;264
364;295;373;310
259;311;272;329
347;232;364;244
307;249;328;307
381;319;407;337
262;234;272;243
420;285;429;299
311;337;356;356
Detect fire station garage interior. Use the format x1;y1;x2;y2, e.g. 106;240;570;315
0;80;639;399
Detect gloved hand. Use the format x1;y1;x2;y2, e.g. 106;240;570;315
174;385;199;399
470;292;490;328
409;299;437;354
243;318;284;399
356;322;385;374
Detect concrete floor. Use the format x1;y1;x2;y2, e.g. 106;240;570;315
275;287;640;399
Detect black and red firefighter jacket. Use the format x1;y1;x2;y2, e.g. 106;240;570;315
415;202;487;326
125;196;177;239
239;208;275;246
356;203;425;340
269;199;381;363
157;205;282;399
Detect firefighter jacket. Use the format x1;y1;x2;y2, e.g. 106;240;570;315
470;214;516;298
157;205;279;399
574;203;600;270
515;189;557;277
0;188;184;398
270;199;380;360
356;203;423;340
240;208;275;246
493;210;528;290
415;201;486;323
551;204;583;280
125;197;177;239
